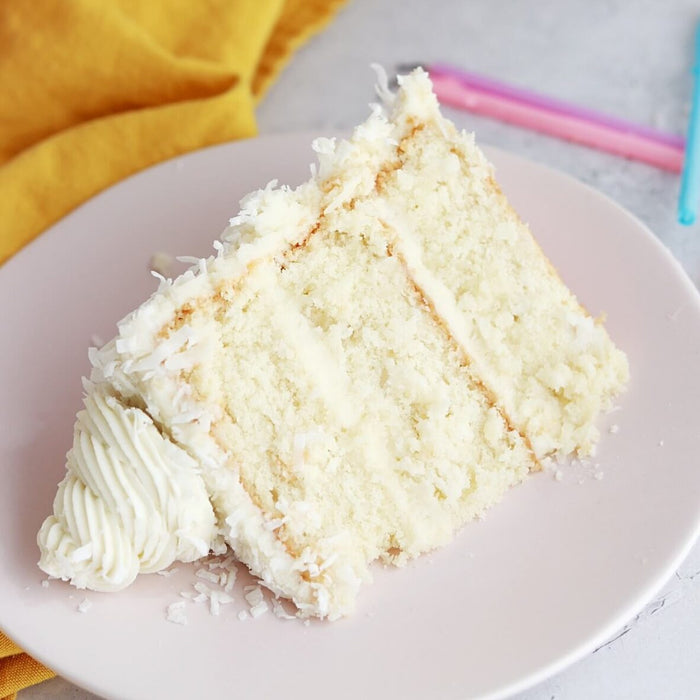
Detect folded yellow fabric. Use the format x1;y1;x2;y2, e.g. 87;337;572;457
1;631;55;700
0;0;346;267
0;1;344;696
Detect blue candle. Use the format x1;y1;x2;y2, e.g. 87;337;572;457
678;21;700;225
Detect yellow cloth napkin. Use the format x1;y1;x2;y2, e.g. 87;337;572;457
0;0;344;695
0;632;54;700
0;0;346;267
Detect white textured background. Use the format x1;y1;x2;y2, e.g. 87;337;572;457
26;0;700;698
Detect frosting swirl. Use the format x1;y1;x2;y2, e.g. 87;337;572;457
38;386;217;591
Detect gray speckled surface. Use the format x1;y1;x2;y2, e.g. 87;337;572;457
21;0;700;697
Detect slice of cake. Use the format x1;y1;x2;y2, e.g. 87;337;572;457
37;68;628;619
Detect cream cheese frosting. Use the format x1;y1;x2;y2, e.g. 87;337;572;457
38;384;217;591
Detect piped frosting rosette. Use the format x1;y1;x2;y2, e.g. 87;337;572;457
37;383;218;591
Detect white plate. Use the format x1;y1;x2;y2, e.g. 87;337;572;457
1;134;699;700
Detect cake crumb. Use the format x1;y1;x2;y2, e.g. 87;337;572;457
157;567;179;578
554;469;564;482
77;598;92;613
237;610;249;621
594;471;604;481
41;579;50;589
608;424;620;434
166;601;188;625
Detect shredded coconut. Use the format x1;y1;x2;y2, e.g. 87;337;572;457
195;568;220;584
244;585;264;607
209;594;221;616
70;543;93;563
209;590;234;616
77;598;92;613
150;251;174;277
242;585;269;618
371;62;395;108
176;255;201;266
250;601;269;618
166;601;188;625
271;598;297;620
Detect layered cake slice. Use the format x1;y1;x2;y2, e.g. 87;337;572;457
38;69;628;619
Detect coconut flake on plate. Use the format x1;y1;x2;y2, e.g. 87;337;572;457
271;598;297;620
195;568;220;584
166;601;188;625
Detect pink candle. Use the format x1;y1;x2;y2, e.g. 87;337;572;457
427;68;684;173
